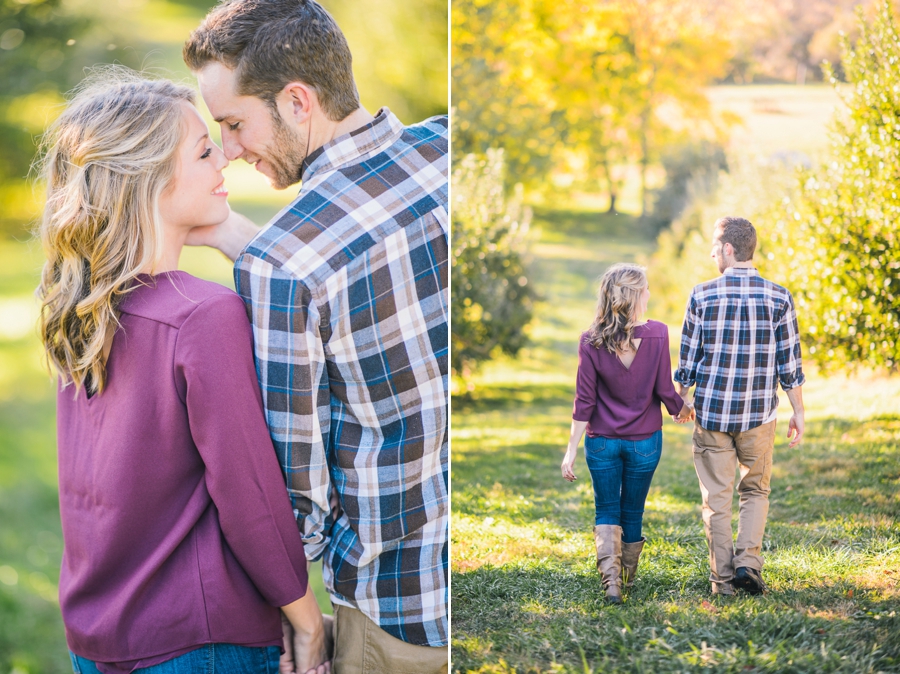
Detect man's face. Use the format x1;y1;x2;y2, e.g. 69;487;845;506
711;225;729;273
196;62;306;190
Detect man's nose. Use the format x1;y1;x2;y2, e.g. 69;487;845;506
221;131;243;162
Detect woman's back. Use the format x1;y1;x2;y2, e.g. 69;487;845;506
574;319;684;439
57;272;307;668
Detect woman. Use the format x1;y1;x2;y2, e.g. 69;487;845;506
36;70;329;673
561;263;693;604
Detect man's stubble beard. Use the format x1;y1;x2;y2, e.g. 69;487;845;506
266;108;307;190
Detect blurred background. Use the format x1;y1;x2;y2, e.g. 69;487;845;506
0;0;446;671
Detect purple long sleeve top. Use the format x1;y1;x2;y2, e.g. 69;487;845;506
573;320;685;440
56;272;308;674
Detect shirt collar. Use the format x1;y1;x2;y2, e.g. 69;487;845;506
723;266;760;277
300;107;404;181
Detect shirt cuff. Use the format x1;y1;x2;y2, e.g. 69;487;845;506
673;368;695;387
779;369;806;391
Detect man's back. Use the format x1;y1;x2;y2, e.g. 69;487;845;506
675;267;805;433
235;109;448;647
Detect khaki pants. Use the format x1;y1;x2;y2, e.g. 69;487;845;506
692;420;775;589
332;604;448;674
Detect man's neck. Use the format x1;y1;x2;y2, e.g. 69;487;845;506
313;107;376;153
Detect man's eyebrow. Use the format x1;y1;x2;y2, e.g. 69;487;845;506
213;114;238;123
195;133;209;146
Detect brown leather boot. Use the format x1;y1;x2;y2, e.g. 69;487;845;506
593;525;623;604
621;537;645;589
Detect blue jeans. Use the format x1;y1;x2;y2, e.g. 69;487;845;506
584;430;662;543
70;644;281;674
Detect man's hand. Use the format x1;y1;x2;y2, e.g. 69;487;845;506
561;448;577;482
785;386;805;448
184;209;260;262
787;413;804;448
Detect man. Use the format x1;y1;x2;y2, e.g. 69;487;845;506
674;216;805;597
182;1;449;672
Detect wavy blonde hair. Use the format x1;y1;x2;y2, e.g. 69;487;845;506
586;263;648;355
35;68;196;395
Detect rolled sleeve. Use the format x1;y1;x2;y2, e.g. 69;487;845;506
236;255;334;561
175;293;308;607
573;336;599;421
674;293;702;387
774;293;806;391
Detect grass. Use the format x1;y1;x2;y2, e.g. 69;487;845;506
0;192;328;673
449;207;900;673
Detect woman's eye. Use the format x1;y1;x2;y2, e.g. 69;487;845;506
228;122;240;131
200;148;212;159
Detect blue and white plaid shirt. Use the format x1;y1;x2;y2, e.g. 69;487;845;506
674;267;805;433
234;109;448;647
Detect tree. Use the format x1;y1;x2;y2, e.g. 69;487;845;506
451;149;535;379
769;0;900;370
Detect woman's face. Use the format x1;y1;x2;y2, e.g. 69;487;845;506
158;102;230;231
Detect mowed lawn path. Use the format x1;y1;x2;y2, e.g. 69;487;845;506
450;209;900;673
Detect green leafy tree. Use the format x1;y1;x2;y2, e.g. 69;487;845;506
451;149;535;378
769;0;900;371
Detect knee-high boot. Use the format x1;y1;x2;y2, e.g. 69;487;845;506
621;537;645;589
593;524;623;604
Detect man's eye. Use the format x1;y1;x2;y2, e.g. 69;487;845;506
200;148;212;159
228;122;240;131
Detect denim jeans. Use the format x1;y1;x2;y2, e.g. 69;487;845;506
584;430;662;543
69;644;281;674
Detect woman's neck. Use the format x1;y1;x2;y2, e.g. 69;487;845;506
141;227;186;275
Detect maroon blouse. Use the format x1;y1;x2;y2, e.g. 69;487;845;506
572;320;685;440
56;271;308;673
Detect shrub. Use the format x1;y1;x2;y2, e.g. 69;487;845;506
451;149;535;378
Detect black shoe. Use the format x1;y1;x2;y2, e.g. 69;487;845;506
733;566;767;595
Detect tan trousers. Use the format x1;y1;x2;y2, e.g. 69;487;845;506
332;604;449;674
692;420;775;589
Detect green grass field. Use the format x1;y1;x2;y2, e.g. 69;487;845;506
449;206;900;673
0;189;332;673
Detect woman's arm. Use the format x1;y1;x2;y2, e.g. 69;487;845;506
175;293;329;671
281;589;331;674
561;419;589;482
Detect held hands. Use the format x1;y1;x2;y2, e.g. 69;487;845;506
672;401;695;424
280;592;333;674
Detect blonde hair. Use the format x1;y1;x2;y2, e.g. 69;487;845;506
35;68;196;395
587;263;648;355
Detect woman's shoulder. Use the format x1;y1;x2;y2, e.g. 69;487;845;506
637;319;670;338
120;272;244;329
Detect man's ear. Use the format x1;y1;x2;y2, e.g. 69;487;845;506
278;81;316;125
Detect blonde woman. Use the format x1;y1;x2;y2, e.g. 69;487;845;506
561;263;693;604
36;71;329;674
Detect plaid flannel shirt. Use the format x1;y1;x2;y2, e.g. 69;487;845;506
234;109;448;647
674;267;805;433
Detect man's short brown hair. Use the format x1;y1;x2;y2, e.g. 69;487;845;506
183;0;360;121
715;216;757;261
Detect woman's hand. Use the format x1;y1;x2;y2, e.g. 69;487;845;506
561;447;578;482
280;591;332;674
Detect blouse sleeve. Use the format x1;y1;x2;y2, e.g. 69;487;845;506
174;293;308;608
573;335;599;421
654;325;686;416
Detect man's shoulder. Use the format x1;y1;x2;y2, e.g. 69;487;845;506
405;115;449;143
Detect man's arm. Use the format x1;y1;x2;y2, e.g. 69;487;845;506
674;292;703;396
774;293;806;448
185;209;261;262
234;256;335;561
